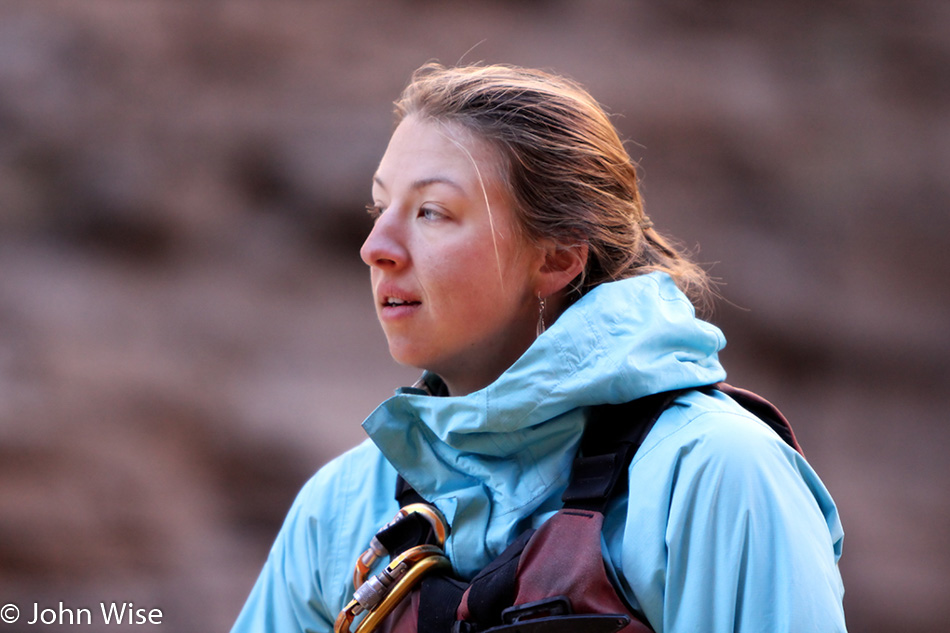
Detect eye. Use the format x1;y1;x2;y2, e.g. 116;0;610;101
419;206;446;221
365;203;384;220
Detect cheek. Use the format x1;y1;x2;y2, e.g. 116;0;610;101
452;266;528;330
422;255;501;322
419;226;535;317
432;255;490;298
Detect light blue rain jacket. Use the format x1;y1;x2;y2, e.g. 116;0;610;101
231;273;847;633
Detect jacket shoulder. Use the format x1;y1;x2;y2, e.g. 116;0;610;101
636;388;796;465
230;439;400;633
608;388;846;632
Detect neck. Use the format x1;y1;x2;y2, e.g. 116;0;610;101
440;362;508;397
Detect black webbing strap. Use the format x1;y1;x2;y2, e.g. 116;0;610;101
396;474;428;507
417;574;468;633
561;383;805;513
379;476;442;556
375;512;438;557
462;528;535;628
561;389;688;512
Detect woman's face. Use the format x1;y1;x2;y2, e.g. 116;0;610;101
361;115;544;395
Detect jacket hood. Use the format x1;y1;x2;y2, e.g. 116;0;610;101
362;272;726;577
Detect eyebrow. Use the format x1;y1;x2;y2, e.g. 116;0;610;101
372;175;466;195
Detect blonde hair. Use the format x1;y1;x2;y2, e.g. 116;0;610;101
395;62;714;313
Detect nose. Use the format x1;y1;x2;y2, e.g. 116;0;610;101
360;210;408;270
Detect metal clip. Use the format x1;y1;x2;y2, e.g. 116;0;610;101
336;503;451;633
334;544;450;633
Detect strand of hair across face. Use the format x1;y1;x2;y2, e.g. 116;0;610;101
436;121;507;292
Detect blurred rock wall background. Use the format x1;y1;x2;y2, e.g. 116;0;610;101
0;1;947;631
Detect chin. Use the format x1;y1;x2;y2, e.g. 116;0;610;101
386;341;430;371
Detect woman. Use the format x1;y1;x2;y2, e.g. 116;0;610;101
231;63;847;633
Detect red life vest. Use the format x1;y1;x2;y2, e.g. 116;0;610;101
377;507;649;633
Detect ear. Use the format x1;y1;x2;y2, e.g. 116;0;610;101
535;240;588;299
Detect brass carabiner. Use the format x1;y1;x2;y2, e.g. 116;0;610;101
334;544;450;633
354;552;449;633
352;503;449;589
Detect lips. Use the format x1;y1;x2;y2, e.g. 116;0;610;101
383;297;421;308
376;283;422;319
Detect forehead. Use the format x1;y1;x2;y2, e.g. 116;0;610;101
374;116;507;192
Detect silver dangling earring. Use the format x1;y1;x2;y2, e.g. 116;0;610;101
536;294;546;337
